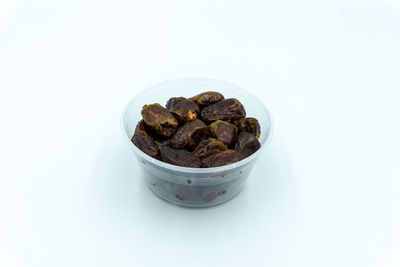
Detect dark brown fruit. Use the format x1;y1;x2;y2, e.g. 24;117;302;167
153;135;171;149
134;90;262;168
202;150;245;167
209;120;238;147
170;119;210;150
135;119;172;149
201;185;227;202
131;121;160;159
141;103;178;137
235;131;261;157
166;97;200;123
135;119;149;134
200;98;246;123
193;138;227;160
233;117;261;139
189;91;225;108
160;146;202;167
171;184;197;201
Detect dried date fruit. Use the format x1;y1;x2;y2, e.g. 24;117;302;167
235;131;261;157
209;120;238;147
189;91;225;108
200;98;246;123
233;117;261;139
135;119;149;134
131;121;160;159
160;146;202;167
153;135;171;149
202;149;245;167
141;103;178;137
201;185;227;203
171;184;198;201
135;119;173;149
133;90;262;168
193;138;227;160
166;97;200;123
170;119;209;150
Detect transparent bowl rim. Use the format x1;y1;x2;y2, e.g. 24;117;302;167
120;77;274;174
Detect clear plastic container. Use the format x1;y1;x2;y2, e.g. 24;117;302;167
121;78;274;207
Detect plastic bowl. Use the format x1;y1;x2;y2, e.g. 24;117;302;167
121;78;273;207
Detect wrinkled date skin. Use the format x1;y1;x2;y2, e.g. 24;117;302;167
235;131;261;157
171;119;210;150
152;135;171;149
209;120;238;147
202;149;245;167
160;146;202;167
141;103;178;137
131;120;160;159
233;117;261;139
189;91;225;108
136;119;172;149
166;97;200;123
135;119;149;133
193;138;227;160
200;98;246;123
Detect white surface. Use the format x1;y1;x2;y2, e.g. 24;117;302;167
1;0;399;266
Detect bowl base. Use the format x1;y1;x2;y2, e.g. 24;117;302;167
146;181;246;208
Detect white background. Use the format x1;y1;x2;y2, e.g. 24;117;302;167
1;0;400;266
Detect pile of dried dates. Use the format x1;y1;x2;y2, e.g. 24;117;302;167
132;91;261;167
